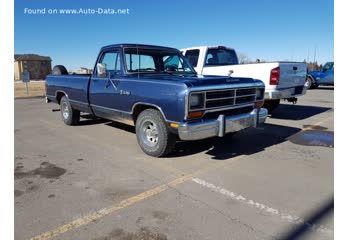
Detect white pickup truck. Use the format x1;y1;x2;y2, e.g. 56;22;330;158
181;46;308;112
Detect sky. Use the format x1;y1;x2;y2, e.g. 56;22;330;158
14;0;334;71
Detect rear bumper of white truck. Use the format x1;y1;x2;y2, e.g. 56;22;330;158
178;108;268;141
264;86;307;100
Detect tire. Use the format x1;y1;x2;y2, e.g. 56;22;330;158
52;65;68;75
135;109;176;157
263;99;280;113
305;77;313;89
307;76;318;89
60;96;80;125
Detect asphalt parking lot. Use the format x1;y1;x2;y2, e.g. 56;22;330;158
15;87;334;240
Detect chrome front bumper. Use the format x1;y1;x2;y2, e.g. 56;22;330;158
178;108;268;141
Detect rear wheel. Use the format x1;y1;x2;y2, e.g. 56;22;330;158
305;77;312;89
307;76;319;89
60;96;80;125
135;109;176;157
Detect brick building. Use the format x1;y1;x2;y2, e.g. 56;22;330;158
14;54;52;81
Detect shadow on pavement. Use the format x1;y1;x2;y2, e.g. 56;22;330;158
279;197;334;240
168;123;300;160
105;121;135;134
270;104;331;120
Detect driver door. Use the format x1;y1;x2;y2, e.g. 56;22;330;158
89;50;124;119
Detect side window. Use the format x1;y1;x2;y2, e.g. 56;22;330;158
205;53;214;65
185;49;200;67
100;51;121;75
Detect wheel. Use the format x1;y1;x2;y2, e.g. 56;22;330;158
305;77;312;89
263;99;280;113
307;76;319;89
135;109;176;157
52;65;68;75
60;96;80;125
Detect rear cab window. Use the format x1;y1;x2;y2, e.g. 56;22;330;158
184;49;200;67
205;48;239;66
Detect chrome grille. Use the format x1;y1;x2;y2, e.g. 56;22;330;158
189;87;261;111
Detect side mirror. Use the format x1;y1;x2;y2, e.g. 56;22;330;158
97;63;107;77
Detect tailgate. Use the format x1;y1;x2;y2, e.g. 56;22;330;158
278;63;307;89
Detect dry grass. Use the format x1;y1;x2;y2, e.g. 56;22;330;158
14;81;46;98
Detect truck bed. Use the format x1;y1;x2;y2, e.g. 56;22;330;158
45;74;91;112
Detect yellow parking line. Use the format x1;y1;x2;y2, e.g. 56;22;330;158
31;115;333;240
30;154;246;240
30;174;193;240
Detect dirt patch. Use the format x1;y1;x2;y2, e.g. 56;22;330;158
14;81;45;98
94;227;167;240
152;211;169;221
15;162;66;180
14;190;24;197
48;194;55;198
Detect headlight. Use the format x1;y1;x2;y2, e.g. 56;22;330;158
256;88;264;100
189;93;204;109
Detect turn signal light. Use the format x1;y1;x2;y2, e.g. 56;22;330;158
169;123;179;128
187;111;204;119
255;101;264;108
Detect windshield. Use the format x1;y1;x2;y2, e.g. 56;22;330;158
124;48;196;74
205;48;239;66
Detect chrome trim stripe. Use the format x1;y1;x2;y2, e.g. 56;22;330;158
69;99;89;106
48;75;90;79
131;102;168;122
55;90;68;99
205;103;254;113
90;104;132;114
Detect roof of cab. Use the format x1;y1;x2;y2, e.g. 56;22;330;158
101;44;179;52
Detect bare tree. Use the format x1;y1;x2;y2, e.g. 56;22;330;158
237;52;251;64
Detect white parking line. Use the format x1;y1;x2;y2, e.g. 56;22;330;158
192;178;333;234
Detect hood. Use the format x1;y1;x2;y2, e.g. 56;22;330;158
138;74;263;88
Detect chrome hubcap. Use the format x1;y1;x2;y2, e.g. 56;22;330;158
141;120;159;147
62;103;69;119
305;79;311;88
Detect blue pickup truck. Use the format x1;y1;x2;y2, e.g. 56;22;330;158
306;61;334;89
46;44;268;157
